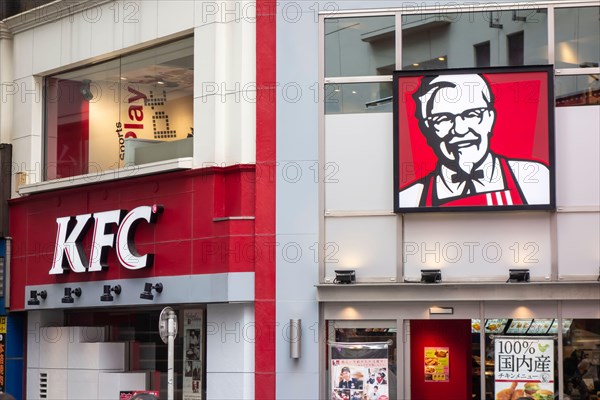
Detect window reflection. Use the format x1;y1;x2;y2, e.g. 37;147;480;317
555;7;600;69
402;10;548;69
325;16;395;77
325;83;393;114
556;75;600;107
45;37;194;180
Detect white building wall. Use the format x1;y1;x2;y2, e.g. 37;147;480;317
6;0;256;198
555;106;600;279
206;303;255;400
319;4;600;282
323;106;600;281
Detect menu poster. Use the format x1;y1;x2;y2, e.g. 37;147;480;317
527;319;553;335
424;347;449;382
183;309;203;400
548;319;572;334
494;337;554;398
506;319;532;335
330;342;390;400
471;319;481;333
485;319;508;334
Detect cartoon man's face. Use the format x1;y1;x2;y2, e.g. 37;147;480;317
420;75;496;173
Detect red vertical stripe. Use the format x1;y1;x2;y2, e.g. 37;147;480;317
255;1;277;398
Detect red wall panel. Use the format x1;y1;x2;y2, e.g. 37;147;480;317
8;166;256;310
410;319;473;399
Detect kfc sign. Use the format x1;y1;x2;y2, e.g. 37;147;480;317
394;65;555;212
49;205;163;274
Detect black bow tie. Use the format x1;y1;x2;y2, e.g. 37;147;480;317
451;169;484;184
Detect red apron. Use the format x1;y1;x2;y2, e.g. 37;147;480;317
422;158;526;207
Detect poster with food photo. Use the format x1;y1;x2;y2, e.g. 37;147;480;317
506;319;532;334
494;337;554;400
424;347;449;382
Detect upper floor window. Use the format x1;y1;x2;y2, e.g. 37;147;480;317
555;6;599;69
402;10;548;70
45;37;193;180
323;3;599;109
325;16;395;78
554;6;599;107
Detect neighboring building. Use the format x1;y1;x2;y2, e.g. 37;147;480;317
276;1;599;399
1;0;277;399
0;142;24;398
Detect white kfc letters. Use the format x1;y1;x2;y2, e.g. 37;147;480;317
49;205;163;274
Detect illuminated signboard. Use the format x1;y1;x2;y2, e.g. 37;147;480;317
394;66;555;212
49;205;163;274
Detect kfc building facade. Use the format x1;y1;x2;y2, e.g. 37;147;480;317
276;1;600;399
2;0;277;399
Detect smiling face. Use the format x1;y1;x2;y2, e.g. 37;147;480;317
417;74;496;173
342;370;350;380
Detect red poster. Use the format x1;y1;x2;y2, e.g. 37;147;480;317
394;66;555;212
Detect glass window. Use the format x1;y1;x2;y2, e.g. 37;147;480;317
67;307;206;399
555;7;600;69
556;75;600;107
481;318;559;400
507;31;524;66
475;41;491;67
562;319;600;400
325;82;393;114
45;37;194;180
402;10;548;70
327;323;397;399
325;16;395;77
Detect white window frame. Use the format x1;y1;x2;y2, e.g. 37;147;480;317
321;1;600;84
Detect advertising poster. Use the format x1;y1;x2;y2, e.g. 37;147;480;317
506;319;533;335
494;337;554;399
394;66;555;212
183;309;203;400
119;391;159;400
424;347;449;382
0;316;5;392
330;342;389;400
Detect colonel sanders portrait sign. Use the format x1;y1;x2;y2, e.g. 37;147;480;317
394;65;555;212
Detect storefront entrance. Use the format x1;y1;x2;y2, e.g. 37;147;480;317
322;300;600;399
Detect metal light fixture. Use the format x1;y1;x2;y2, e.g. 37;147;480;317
61;287;82;303
507;269;530;283
289;319;302;359
421;269;442;283
80;79;94;101
140;282;163;300
334;270;356;284
100;285;121;302
429;306;454;315
28;290;47;305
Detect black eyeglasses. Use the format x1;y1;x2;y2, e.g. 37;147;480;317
426;107;491;128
